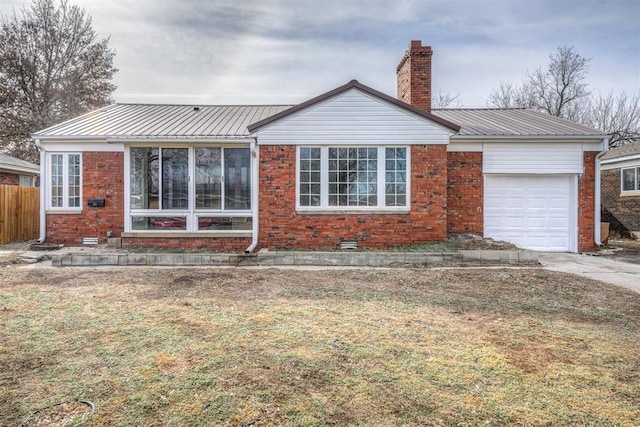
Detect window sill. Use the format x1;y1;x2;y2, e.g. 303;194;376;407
46;209;83;215
620;191;640;197
296;208;410;215
122;232;252;238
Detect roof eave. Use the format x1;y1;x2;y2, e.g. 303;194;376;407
450;134;608;143
0;165;40;175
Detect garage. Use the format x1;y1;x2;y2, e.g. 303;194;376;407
484;175;577;252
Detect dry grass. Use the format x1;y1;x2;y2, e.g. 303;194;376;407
1;266;639;426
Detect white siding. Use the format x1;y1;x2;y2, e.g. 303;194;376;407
483;142;583;174
254;88;452;145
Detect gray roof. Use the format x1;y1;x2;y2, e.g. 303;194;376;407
601;140;640;161
33;102;607;141
33;104;293;139
432;108;606;138
0;153;39;174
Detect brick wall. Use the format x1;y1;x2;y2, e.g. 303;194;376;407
396;41;432;111
0;172;20;186
601;167;640;235
47;152;125;245
578;151;598;252
447;152;483;234
121;237;251;251
257;144;448;250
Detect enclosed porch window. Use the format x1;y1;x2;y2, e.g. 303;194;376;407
128;145;252;232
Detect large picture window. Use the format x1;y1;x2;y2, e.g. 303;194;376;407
128;146;252;232
621;167;640;192
49;153;81;210
297;146;409;210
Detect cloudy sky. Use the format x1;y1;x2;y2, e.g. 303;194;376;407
1;0;638;107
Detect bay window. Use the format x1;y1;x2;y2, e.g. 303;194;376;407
128;145;252;232
297;146;409;210
49;153;81;210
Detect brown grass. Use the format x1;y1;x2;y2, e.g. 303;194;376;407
1;266;639;426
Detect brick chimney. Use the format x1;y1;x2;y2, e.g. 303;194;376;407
397;40;433;112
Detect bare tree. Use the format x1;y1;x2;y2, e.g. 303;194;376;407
579;92;640;147
0;0;117;162
487;46;591;119
486;46;640;147
432;91;463;109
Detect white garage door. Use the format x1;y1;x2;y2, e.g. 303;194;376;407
484;175;576;252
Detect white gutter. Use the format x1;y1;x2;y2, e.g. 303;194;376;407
594;138;610;247
35;139;46;243
245;140;259;253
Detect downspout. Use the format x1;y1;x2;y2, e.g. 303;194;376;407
594;138;609;247
245;140;259;253
35;139;47;243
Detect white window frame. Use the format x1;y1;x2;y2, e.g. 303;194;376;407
296;146;411;212
621;166;640;193
47;152;82;212
124;144;253;233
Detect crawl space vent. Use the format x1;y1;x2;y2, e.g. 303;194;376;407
340;240;358;250
82;237;99;246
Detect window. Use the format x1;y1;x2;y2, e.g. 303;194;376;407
128;146;252;232
621;167;640;192
19;176;33;187
297;146;409;210
49;153;81;210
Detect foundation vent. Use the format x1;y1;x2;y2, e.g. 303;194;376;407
82;237;99;246
340;240;358;250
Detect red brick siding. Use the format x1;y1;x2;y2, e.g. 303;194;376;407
578;151;597;252
447;152;483;234
46;152;125;245
0;172;20;186
396;41;432;111
601;167;640;234
257;144;447;250
121;237;251;251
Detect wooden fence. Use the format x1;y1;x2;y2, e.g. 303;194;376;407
0;185;40;245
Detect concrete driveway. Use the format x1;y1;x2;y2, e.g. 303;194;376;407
539;253;640;294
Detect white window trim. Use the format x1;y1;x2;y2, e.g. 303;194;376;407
46;152;82;212
124;144;253;233
621;166;640;193
296;145;411;213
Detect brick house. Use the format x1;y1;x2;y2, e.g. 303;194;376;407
601;140;640;238
0;153;39;187
32;41;608;253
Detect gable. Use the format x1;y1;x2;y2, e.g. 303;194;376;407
252;87;454;146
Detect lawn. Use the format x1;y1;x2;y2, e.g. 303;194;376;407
1;266;639;426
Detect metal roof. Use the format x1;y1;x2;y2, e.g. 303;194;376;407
33;104;293;139
432;108;606;138
601;140;640;161
0;153;40;174
33;102;607;141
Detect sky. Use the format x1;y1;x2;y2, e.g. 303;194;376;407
1;0;639;107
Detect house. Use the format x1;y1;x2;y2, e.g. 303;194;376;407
32;41;608;253
0;153;39;187
600;140;640;238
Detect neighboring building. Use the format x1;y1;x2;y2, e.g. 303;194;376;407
0;153;39;187
32;41;608;252
601;140;640;238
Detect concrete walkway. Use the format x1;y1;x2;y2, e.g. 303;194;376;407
539;252;640;294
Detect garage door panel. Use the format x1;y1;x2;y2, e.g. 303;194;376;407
484;175;575;252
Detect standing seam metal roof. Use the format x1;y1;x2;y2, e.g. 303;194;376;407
432;108;606;137
33;103;607;139
33;104;294;138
